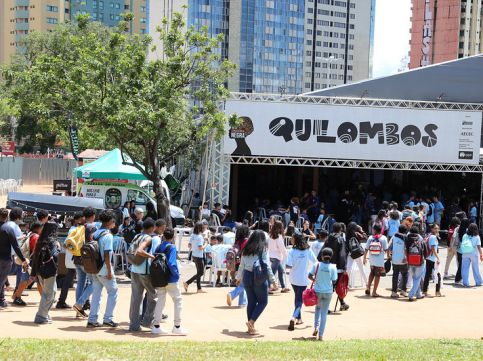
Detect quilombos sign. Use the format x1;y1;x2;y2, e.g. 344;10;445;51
224;99;481;165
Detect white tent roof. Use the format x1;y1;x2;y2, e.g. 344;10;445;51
305;54;483;104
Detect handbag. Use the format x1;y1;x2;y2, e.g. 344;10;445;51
253;252;269;285
302;264;319;307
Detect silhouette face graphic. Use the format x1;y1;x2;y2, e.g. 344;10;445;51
229;116;254;156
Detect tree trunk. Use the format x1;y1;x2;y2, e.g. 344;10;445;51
153;175;171;227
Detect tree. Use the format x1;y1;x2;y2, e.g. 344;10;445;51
2;13;236;222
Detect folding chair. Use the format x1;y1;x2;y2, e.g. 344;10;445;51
112;236;127;273
209;245;231;287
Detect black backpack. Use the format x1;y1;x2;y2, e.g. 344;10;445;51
38;243;58;279
348;237;364;259
122;222;137;244
150;244;172;288
81;230;109;274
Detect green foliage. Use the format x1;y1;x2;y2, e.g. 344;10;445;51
2;13;235;218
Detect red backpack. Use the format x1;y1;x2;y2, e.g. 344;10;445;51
369;234;383;255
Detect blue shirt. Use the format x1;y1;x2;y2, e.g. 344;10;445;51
387;219;400;237
310;262;338;294
310;240;324;259
365;235;388;267
426;235;438;262
131;233;161;275
190;233;205;258
94;228;113;277
470;207;477;219
156;241;180;284
391;235;406;264
286;248;317;286
426;204;435;224
433;201;444;223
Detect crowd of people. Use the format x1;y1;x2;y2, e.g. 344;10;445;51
1;194;482;341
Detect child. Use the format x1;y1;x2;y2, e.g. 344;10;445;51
423;224;442;297
363;224;388;297
184;222;207;293
387;211;400;238
311;230;328;259
308;248;337;341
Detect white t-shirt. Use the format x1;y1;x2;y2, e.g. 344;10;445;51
286;248;317;286
268;235;287;261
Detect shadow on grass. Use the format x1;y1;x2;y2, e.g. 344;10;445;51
221;329;264;339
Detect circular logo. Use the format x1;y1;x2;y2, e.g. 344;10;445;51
105;188;122;209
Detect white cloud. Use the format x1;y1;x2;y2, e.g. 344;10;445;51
373;0;412;77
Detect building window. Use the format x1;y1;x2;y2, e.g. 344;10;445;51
140;18;147;24
47;17;58;24
141;28;147;34
140;6;146;12
99;1;104;10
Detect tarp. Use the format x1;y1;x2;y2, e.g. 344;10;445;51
75;148;146;180
305;54;483;104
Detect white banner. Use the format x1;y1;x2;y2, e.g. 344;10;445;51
223;99;482;165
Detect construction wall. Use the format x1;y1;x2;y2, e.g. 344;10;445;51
0;157;77;184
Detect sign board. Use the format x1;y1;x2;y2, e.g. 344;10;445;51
69;124;80;160
53;179;72;192
223;99;482;165
421;0;433;67
1;141;15;156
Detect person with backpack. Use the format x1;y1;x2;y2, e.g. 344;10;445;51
422;224;442;297
11;222;44;306
308;248;338;341
286;233;317;331
127;218;160;332
460;223;483;287
268;221;289;294
363;224;388;297
86;210;119;328
322;223;350;311
226;225;249;307
184;222;207;293
388;224;409;298
236;230;276;335
30;222;60;324
345;222;367;289
150;227;187;335
405;226;427;301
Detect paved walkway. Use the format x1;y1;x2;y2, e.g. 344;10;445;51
1;247;482;342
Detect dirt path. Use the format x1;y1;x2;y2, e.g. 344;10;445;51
1;248;482;342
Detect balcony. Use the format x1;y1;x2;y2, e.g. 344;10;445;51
15;22;29;31
16;0;29;6
15;10;29;18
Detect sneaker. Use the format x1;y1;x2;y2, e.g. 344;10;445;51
86;322;102;328
34;318;52;325
0;300;8;308
172;326;188;335
102;320;119;328
390;292;399;299
13;297;27;306
400;291;408;297
73;304;88;318
416;295;425;300
56;301;71;309
408;297;416;302
82;300;90;311
151;325;169;335
340;303;349;311
288;320;295;331
226;293;232;307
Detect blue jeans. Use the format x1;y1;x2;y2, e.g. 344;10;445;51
462;253;482;286
292;284;307;320
0;259;12;302
229;282;247;306
243;270;268;322
88;274;118;324
14;263;28;290
75;264;93;306
314;292;332;337
408;264;425;298
270;258;285;288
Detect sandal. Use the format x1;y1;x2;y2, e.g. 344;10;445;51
371;293;380;298
312;328;318;337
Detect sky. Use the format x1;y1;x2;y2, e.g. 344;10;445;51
372;0;412;77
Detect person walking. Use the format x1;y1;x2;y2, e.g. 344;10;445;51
422;224;442;297
363;224;388;297
184;222;207;293
388;225;409;298
444;217;461;280
460;223;483;287
345;223;367;289
322;223;350;310
453;218;469;284
309;248;338;341
286;233;317;331
227;225;249;307
86;210;119;328
406;226;427;301
30;222;60;324
268;221;289;294
236;230;276;335
151;228;187;335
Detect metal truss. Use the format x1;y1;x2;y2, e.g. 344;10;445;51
229;92;483;111
207;139;231;206
229;155;483;173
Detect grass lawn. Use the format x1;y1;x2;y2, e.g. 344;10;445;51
0;338;482;360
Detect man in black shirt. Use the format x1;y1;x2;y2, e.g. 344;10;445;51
0;208;28;308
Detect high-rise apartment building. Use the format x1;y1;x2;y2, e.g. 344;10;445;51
409;0;482;69
181;0;374;95
0;0;148;64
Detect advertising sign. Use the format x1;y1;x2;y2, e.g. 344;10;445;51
421;0;433;67
69;124;80;160
1;141;15;156
224;99;482;165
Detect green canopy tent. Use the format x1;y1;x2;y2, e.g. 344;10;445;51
75;148;147;180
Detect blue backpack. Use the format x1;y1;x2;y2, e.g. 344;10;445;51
253;252;269;285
